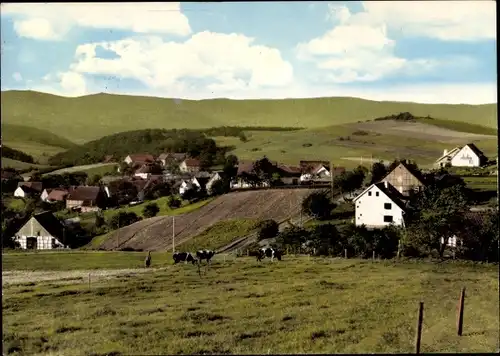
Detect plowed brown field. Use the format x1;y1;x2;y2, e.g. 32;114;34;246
96;189;320;251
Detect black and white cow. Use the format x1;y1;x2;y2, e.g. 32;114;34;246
196;250;216;264
256;247;282;262
173;252;198;265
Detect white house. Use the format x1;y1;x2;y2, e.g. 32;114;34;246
40;189;53;202
205;172;225;194
179;180;193;195
435;144;487;168
14;182;43;198
450;143;487;167
13;211;68;250
300;164;330;182
353;181;407;229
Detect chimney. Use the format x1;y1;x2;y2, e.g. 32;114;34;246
443;149;448;156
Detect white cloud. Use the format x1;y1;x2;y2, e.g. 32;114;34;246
12;72;23;82
39;71;88;97
1;2;191;40
361;1;496;42
297;1;493;83
67;31;294;93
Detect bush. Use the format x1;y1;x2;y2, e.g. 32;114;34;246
108;211;141;230
168;197;182;209
143;203;160;218
302;191;333;220
256;219;279;241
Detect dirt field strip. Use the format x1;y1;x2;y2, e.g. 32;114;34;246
97;189;319;251
2;268;157;286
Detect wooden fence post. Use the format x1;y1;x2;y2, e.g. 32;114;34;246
457;287;466;336
415;301;424;354
344;249;347;259
88;273;91;290
372;250;375;261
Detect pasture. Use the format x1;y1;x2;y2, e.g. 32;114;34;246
215;121;497;169
1;157;50;170
2;252;498;355
45;163;119;177
1;91;496;143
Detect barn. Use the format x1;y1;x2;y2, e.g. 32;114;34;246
13;211;68;250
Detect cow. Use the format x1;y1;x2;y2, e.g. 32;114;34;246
196;250;216;265
256;247;282;262
173;252;198;265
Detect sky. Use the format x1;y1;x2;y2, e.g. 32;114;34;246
0;1;497;104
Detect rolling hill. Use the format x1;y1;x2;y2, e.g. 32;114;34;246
212;119;498;169
1;123;78;164
1;90;497;144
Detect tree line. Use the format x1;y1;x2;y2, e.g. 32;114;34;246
2;146;35;164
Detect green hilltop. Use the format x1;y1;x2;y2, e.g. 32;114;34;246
1;90;497;144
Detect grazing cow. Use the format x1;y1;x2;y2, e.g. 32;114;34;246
144;251;152;268
256;247;282;262
173;252;198;265
196;250;216;264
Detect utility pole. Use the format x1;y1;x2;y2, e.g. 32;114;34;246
172;216;175;253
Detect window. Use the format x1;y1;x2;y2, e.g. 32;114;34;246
384;203;392;210
376;192;379;197
368;191;372;196
383;215;393;223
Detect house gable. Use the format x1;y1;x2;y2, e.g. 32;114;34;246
354;182;406;228
450;144;485;167
381;162;424;196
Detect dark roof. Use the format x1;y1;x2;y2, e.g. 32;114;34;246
386;161;426;186
193;176;210;187
67;186;102;201
33;211;64;240
17;181;43;192
135;164;156;174
127;154;155;163
237;161;255;175
465;143;486;159
183;158;201;167
277;164;302;176
373;182;407;211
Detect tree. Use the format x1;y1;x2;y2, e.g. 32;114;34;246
87;174;102;186
370;161;387;184
107;180;139;206
275;226;310;252
302;191;333;220
252;157;275;185
257;219;279;241
108;211;141;230
210;179;230;196
143;203;160;218
168;197;182;209
405;184;470;258
309;223;345;256
270;172;283;186
334;168;366;201
459;210;499;262
181;184;201;201
238;132;248;142
166;161;181;175
144;182;172;200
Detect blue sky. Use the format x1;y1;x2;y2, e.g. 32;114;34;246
0;1;496;103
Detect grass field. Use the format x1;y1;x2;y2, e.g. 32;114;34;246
1;123;77;164
1;157;50;170
214;123;497;169
463;176;498;191
2;253;498;355
1;90;496;143
178;219;259;252
46;163;118;177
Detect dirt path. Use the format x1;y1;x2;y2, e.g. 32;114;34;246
2;268;156;286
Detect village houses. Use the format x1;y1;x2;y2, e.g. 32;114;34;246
380;162;425;197
66;186;106;212
14;181;43;198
